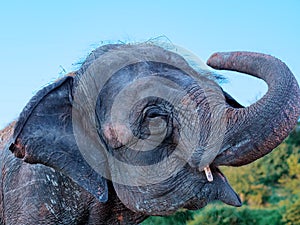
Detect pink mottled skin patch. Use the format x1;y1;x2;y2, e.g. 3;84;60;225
103;123;132;149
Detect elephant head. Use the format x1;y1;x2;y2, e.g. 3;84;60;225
9;44;300;216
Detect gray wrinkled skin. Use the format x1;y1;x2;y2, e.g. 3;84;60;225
0;123;146;225
1;43;299;224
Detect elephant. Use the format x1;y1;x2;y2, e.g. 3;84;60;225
1;43;299;224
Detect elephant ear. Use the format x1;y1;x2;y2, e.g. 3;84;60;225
9;76;108;202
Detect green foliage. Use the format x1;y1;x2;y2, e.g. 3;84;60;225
187;204;282;225
286;122;300;147
142;125;300;224
142;210;193;225
282;196;300;225
279;146;300;196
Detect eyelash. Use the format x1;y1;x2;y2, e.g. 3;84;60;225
147;110;162;118
144;106;166;118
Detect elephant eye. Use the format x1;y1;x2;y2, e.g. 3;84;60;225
144;107;169;120
147;109;163;118
131;105;172;139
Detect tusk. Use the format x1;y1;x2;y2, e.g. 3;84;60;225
204;166;213;182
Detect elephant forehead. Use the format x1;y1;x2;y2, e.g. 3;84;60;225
75;43;219;85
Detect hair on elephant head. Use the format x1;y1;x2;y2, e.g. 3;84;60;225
9;43;300;216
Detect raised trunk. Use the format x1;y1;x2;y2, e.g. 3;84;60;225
207;52;300;166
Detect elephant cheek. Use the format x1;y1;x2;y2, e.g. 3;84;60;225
102;123;132;149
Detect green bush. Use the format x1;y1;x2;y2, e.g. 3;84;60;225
188;204;283;225
282;197;300;225
142;210;193;225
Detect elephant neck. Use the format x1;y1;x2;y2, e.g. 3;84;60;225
94;181;148;224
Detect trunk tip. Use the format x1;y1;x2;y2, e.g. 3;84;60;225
207;52;232;70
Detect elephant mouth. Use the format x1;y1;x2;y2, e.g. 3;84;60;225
183;165;242;211
112;162;242;216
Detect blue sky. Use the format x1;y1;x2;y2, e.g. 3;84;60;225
1;1;300;129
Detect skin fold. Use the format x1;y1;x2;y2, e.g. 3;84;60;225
0;44;299;224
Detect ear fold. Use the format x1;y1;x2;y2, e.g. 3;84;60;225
10;76;108;202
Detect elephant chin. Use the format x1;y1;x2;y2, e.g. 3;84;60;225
112;165;241;216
